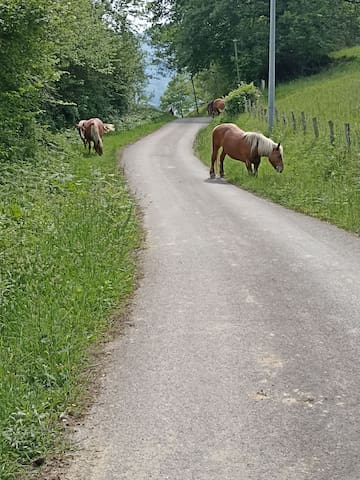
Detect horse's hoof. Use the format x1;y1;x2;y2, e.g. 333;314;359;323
210;174;215;179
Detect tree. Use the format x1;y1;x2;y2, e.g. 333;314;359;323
0;0;147;161
160;72;199;116
43;1;146;128
0;0;59;160
276;0;359;78
148;0;360;92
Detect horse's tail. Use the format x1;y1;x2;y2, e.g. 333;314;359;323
90;123;103;156
95;138;103;156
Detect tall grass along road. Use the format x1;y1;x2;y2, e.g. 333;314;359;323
0;115;171;480
64;118;360;480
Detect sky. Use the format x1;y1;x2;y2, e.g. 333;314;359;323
127;6;173;107
142;42;172;107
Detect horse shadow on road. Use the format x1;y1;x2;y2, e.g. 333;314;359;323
204;177;228;184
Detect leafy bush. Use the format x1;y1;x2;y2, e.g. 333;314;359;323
114;107;172;131
224;82;262;116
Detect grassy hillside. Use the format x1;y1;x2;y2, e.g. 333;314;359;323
275;46;360;136
195;46;360;234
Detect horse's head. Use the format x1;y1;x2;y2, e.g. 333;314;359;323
268;143;284;173
76;120;88;146
103;123;115;133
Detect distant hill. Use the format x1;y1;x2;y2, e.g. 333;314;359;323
145;72;171;107
142;41;173;107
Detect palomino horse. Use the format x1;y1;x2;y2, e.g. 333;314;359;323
207;98;225;117
76;118;115;155
210;123;283;178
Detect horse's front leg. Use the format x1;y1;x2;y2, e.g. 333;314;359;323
245;159;254;175
253;157;261;176
219;150;226;178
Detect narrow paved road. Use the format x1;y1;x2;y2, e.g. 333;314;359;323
65;118;360;480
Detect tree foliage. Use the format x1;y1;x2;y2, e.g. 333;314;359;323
0;0;146;161
160;72;199;116
148;0;360;95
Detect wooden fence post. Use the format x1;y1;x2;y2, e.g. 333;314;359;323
344;123;351;148
250;106;357;146
328;120;335;145
301;112;306;134
312;117;319;139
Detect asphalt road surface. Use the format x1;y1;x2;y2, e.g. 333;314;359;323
64;118;360;480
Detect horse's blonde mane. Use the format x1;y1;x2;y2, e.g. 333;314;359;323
243;131;283;156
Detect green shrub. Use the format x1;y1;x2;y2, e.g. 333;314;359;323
114;107;172;131
224;82;262;116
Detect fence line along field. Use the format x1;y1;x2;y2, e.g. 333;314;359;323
248;104;359;148
195;46;360;235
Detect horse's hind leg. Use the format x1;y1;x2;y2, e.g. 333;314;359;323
219;150;226;178
210;145;219;178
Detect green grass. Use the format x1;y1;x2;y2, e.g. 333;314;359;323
195;46;360;234
273;46;360;142
0;115;172;480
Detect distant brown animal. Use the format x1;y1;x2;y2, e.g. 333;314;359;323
76;118;115;155
210;123;284;178
207;98;225;117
